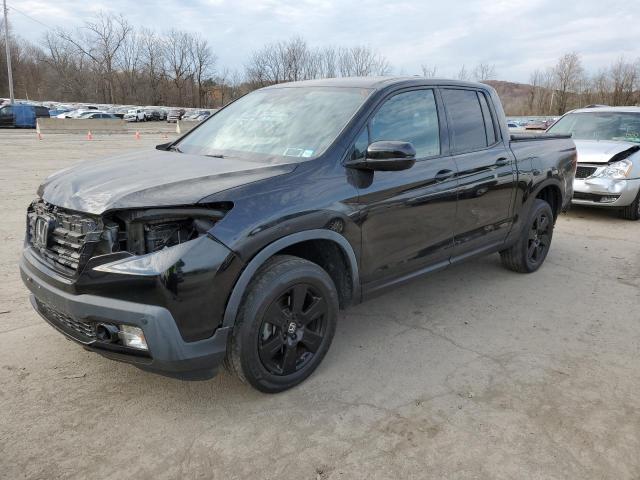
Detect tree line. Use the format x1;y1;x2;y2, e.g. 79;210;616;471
523;53;639;115
0;12;389;108
0;11;638;114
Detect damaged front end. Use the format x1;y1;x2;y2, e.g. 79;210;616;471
572;142;640;207
21;199;244;376
26;199;232;276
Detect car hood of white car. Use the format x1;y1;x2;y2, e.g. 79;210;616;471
574;140;640;164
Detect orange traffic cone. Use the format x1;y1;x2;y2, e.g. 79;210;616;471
87;131;93;140
134;131;141;140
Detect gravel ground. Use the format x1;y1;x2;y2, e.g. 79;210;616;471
1;129;639;480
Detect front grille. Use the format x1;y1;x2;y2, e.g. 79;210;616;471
575;165;598;179
35;298;96;341
27;200;103;275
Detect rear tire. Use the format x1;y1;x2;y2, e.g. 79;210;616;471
500;199;554;273
226;255;338;393
620;190;640;221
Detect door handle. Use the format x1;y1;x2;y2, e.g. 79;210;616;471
435;169;455;181
495;157;510;167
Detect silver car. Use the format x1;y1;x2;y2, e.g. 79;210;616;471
546;106;640;220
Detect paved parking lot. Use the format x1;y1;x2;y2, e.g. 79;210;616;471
1;129;639;479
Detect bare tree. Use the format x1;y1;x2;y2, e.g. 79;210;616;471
191;34;216;107
163;30;194;106
140;29;164;105
421;64;438;78
457;64;469;81
245;37;390;87
552;52;584;115
320;47;337;78
338;46;389;76
473;62;496;81
57;12;131;103
609;57;639;106
590;68;611;105
42;31;89;100
117;30;142;103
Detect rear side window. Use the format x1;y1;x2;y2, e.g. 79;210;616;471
442;89;487;153
369;89;440;158
478;92;497;145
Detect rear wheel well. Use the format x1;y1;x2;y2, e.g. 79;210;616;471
536;185;562;220
276;240;353;309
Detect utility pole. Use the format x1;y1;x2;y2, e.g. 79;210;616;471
3;0;15;103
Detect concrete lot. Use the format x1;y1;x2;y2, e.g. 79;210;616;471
1;129;639;479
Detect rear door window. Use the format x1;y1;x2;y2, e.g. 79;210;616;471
442;89;488;153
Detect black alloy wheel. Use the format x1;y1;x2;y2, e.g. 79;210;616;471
500;199;554;273
258;284;328;376
226;255;338;393
527;210;551;266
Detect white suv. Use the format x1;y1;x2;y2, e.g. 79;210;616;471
123;109;146;122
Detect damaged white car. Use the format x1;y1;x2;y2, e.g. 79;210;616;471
547;106;640;220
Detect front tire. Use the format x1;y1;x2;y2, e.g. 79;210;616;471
620;190;640;220
226;255;338;393
500;199;554;273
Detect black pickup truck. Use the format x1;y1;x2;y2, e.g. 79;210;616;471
20;78;576;392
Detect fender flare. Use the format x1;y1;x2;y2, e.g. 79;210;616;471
222;229;360;328
531;176;563;198
530;177;564;213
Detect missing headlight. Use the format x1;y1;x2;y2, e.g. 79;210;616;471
144;220;197;252
109;205;231;255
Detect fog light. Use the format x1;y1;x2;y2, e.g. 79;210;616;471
118;325;148;350
600;196;619;203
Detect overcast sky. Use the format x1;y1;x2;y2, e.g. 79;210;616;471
7;0;640;83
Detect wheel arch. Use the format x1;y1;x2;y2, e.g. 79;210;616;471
222;230;360;328
533;180;563;220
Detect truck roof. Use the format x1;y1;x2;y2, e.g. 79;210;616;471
264;76;492;91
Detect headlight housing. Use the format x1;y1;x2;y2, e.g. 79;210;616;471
594;159;633;179
106;205;230;255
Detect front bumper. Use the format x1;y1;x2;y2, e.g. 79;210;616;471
19;236;239;380
572;177;640;208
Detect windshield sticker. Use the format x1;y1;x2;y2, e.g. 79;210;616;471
283;148;304;157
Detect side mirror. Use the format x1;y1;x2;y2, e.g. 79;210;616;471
156;142;172;151
347;141;416;171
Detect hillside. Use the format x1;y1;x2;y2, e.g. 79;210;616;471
483;80;533;116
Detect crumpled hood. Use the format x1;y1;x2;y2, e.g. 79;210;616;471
574;140;640;164
38;150;296;214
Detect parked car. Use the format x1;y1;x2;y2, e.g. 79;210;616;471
546;106;640;220
143;109;162;121
0;104;49;128
80;112;119;120
48;108;72;118
57;109;95;119
167;109;184;123
123;109;146;122
20;78;575;392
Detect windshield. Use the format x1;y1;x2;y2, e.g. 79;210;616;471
547;112;640;143
176;86;372;162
